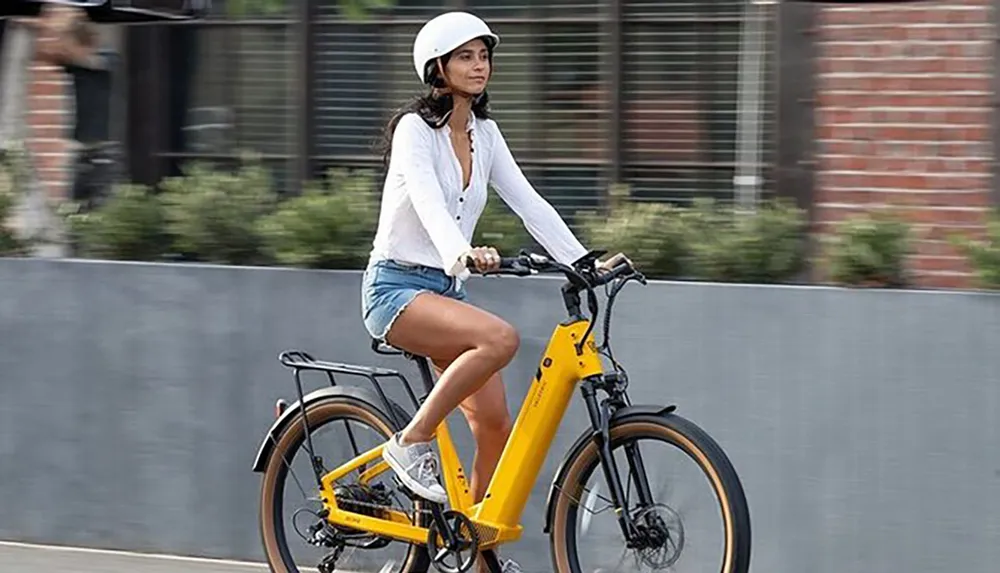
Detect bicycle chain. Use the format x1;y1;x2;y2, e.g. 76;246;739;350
330;485;437;520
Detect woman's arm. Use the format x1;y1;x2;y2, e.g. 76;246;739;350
486;121;588;265
393;114;474;276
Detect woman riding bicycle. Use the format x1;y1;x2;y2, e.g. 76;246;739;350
363;10;628;571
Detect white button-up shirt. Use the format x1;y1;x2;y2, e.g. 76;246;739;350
368;111;588;279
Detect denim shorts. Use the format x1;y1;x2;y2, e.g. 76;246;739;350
361;259;468;342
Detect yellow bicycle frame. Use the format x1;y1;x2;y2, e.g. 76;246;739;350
317;318;603;549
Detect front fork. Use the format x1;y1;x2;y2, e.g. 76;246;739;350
580;374;656;545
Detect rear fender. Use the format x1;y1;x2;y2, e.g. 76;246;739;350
251;385;411;473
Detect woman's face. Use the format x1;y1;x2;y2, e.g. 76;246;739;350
442;38;491;95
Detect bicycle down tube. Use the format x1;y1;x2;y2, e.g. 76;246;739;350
469;318;603;529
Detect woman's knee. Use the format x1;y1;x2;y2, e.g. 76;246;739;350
479;320;520;365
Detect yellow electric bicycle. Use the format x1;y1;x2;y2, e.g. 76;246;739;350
253;251;751;573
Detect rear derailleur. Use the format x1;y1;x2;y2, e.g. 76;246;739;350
317;543;344;573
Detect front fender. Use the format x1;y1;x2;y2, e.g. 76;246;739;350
542;404;676;534
251;385;411;473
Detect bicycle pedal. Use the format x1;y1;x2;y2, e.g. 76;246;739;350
392;476;420;500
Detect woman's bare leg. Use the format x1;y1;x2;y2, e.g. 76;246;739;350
432;361;513;503
386;294;517;572
384;292;519;445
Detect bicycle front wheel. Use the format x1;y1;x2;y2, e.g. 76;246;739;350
549;413;751;573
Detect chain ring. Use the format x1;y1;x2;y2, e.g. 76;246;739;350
426;510;480;573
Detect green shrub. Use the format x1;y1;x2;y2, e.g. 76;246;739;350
826;210;912;287
0;174;27;256
684;197;808;283
473;190;535;257
579;186;808;283
258;169;379;269
949;208;1000;289
63;184;168;261
159;159;277;265
579;202;690;280
0;146;31;256
577;182;690;279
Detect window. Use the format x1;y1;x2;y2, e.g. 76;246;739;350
620;0;776;204
156;1;295;189
313;22;385;160
133;0;774;208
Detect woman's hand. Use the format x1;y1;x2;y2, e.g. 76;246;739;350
463;246;502;273
596;252;632;274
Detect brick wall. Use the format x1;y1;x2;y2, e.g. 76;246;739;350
814;0;995;288
21;22;123;205
26;56;73;202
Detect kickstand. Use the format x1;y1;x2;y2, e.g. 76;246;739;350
481;549;503;573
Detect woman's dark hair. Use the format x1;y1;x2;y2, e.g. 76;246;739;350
376;42;494;168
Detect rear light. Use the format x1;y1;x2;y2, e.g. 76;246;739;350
275;399;288;418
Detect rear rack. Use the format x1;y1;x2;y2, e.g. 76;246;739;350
277;349;426;430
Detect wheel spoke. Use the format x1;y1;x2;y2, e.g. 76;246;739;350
611;546;630;573
279;450;312;501
553;419;750;573
260;400;423;573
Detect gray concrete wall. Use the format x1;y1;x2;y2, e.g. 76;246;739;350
1;258;999;572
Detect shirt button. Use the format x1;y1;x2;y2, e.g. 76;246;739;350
456;215;461;220
459;197;464;202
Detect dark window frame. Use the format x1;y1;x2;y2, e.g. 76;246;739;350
125;0;795;214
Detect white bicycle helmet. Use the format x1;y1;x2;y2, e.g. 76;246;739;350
412;11;500;85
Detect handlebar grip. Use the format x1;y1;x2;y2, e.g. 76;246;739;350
594;260;636;285
464;254;534;276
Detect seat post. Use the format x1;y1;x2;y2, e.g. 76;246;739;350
411;355;436;395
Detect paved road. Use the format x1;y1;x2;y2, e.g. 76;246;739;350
0;542;271;573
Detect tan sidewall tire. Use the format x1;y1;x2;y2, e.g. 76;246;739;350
258;399;427;573
550;420;741;573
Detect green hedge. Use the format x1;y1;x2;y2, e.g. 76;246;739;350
258;169;379;269
0;145;34;256
950;208;1000;289
577;184;809;284
824;210;912;288
53;158;943;289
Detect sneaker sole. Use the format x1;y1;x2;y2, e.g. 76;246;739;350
381;446;448;505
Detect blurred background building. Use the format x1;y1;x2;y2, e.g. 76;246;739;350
6;0;998;288
11;0;780;222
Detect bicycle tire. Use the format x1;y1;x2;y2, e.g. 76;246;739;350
549;413;751;573
259;396;432;573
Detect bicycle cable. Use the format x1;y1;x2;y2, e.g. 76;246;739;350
598;273;645;391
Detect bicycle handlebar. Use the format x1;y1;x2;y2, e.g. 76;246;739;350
465;252;645;288
464;250;647;355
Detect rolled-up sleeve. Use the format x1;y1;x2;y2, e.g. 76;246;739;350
486;120;588;265
393;114;472;276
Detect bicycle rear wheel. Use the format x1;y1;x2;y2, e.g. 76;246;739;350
259;396;431;573
549;413;751;573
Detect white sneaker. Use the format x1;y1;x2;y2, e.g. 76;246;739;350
381;432;448;504
477;555;521;573
501;558;523;573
